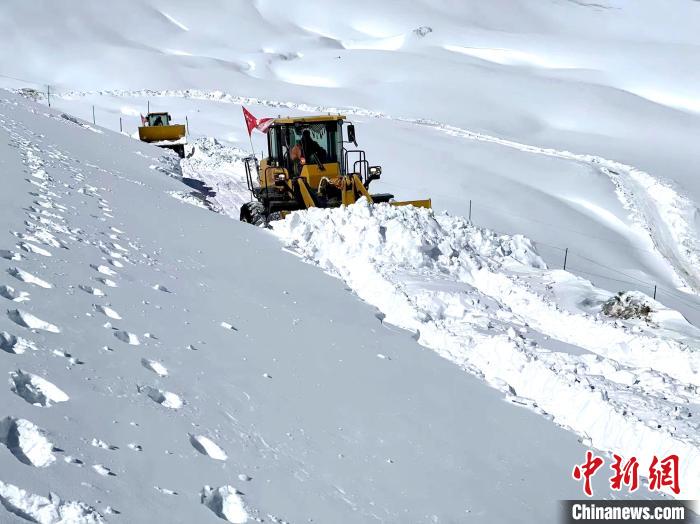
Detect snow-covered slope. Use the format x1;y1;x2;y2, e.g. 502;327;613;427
1;90;659;523
2;0;700;517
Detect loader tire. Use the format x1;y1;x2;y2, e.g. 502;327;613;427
240;201;267;226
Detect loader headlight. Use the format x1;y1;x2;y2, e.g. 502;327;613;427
368;166;382;177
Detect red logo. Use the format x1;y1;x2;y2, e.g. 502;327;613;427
573;451;604;497
649;455;680;495
573;452;681;497
610;454;639;492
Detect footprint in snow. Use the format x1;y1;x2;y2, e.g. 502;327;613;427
152;284;171;293
90;264;117;277
9;370;69;407
113;330;139;345
189;434;228;461
52;349;84;366
93;304;121;320
95;277;117;288
128;443;143;452
155;486;178;496
139;386;183;410
0;285;30;302
201;485;249;523
0;416;55;467
92;464;116;477
0;249;23;261
79;284;105;296
7;309;60;333
64;455;84;466
220;322;238;331
141;358;168;377
17;242;51;257
7;267;52;289
91;438;118;451
109;242;129;253
0;331;38;354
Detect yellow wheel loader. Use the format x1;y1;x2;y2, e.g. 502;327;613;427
138;112;187;158
240;115;431;225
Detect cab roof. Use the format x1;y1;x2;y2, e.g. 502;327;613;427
271;115;346;125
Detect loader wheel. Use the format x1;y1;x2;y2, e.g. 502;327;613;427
240;202;267;226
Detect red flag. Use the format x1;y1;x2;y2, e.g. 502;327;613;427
256;117;273;133
242;107;273;136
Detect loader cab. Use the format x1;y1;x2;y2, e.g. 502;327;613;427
266;116;345;176
147;112;171;126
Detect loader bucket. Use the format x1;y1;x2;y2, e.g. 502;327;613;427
138;124;186;143
389;199;432;209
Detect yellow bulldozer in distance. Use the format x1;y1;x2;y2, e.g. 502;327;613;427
240;115;431;224
138;112;187;158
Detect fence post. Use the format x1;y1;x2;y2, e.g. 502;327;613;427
563;248;569;270
653;285;657;300
47;85;51;108
468;199;472;223
186;115;189;136
147;100;150;114
119;117;123;133
92;105;96;125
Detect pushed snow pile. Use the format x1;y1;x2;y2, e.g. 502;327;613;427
201;485;249;523
275;198;544;281
0;481;103;524
179;137;251;218
274;200;700;501
602;291;653;321
187;137;249;167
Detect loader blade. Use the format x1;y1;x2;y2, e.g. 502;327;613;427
389;199;432;209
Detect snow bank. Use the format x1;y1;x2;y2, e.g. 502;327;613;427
179;137;252;219
274;200;700;500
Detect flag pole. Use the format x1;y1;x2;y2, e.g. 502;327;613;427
248;133;256;159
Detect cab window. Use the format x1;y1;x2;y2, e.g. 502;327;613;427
148;113;170;126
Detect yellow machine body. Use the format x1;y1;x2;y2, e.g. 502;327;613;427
240;114;431;224
138;112;187;157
